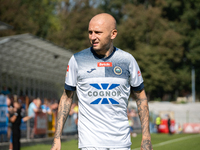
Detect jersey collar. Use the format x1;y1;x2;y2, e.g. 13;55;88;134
90;47;116;61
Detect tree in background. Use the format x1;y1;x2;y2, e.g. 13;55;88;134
113;1;186;100
1;0;200;101
0;0;60;38
47;0;103;51
161;0;200;98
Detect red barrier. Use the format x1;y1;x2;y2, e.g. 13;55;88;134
34;112;47;135
183;123;200;133
158;119;175;133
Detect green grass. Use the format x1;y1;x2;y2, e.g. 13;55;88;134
131;133;200;150
21;133;200;150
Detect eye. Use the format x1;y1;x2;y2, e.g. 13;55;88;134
95;31;102;34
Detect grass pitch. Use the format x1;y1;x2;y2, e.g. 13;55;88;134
21;133;200;150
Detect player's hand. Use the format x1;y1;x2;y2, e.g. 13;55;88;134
51;138;61;150
141;138;153;150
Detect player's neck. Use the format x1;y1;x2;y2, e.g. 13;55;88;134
104;46;114;58
96;45;114;58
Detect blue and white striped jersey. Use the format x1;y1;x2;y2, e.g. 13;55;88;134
65;47;144;148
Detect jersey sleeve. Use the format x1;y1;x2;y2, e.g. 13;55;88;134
129;56;144;91
65;55;78;91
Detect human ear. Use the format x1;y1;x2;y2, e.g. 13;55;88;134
111;29;117;40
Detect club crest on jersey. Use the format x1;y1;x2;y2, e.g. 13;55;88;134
88;83;120;105
114;66;122;75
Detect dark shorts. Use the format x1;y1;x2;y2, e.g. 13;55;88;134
30;118;35;128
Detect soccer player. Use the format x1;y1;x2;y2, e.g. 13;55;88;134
51;13;153;150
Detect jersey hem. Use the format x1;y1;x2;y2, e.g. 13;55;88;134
78;143;132;149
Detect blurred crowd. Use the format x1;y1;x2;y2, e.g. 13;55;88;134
0;86;79;150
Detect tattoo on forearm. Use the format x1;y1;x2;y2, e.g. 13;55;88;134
135;91;152;149
135;92;150;136
142;139;153;150
63;102;71;123
51;140;56;148
54;91;72;139
54;102;62;139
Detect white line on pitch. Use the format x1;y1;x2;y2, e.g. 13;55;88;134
131;134;200;150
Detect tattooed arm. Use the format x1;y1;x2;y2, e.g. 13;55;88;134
51;89;74;150
133;88;153;150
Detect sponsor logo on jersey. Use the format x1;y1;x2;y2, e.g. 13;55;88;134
88;83;120;104
66;65;69;77
67;65;69;72
87;68;96;73
97;62;112;67
138;70;141;76
114;66;122;75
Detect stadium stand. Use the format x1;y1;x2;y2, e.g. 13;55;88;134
0;33;73;99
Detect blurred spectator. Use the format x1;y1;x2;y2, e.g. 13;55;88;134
127;108;137;137
9;101;22;150
7;96;13;145
9;99;32;150
36;98;42;108
28;98;42;138
156;115;161;133
175;123;183;134
7;97;12;131
168;114;172;135
28;98;41;117
18;97;26;117
50;100;58;112
41;98;52;115
1;86;10;95
69;102;78;126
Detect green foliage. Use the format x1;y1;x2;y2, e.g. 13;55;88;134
1;0;200;100
160;0;200;98
114;2;185;99
47;0;103;51
0;0;60;38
